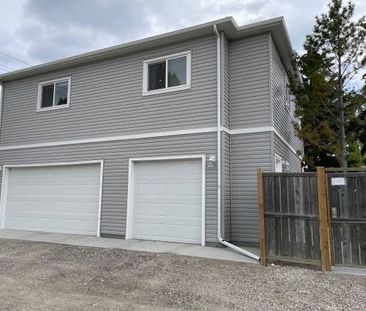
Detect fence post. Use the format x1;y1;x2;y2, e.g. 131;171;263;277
316;167;331;271
257;168;266;266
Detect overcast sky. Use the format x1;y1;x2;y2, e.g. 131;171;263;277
0;0;365;73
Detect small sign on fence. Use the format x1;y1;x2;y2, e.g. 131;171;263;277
331;177;347;186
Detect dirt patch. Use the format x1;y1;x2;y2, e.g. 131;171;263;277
0;239;365;310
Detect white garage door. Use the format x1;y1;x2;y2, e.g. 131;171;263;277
1;163;101;236
129;158;203;244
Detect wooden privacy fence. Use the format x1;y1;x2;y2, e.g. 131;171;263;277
328;172;366;266
257;167;331;271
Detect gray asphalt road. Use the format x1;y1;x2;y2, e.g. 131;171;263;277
0;239;365;311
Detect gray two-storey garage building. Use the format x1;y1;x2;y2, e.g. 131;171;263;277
0;17;302;251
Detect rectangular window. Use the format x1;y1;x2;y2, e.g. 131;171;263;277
37;77;71;111
143;51;191;95
275;154;283;172
148;62;166;91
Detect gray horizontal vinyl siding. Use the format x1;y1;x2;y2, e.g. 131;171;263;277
1;35;217;146
274;133;302;172
229;34;271;129
222;35;231;240
0;132;218;242
230;132;272;245
223;34;230;128
271;37;303;153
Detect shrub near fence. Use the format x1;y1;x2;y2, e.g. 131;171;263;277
257;168;331;271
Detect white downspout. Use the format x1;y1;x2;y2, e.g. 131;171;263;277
0;82;3;133
213;25;260;261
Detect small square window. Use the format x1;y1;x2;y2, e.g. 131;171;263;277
143;51;191;95
37;77;70;111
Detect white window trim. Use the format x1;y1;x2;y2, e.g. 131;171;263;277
142;51;191;96
125;154;206;246
275;153;283;172
37;76;71;112
0;160;104;237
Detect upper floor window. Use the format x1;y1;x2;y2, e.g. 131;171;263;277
285;80;296;115
143;51;191;95
275;154;283;172
37;77;71;111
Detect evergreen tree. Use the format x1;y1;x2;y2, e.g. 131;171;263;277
290;0;366;168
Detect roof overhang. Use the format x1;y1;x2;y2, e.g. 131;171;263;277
0;16;295;82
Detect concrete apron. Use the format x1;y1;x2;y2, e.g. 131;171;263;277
0;229;258;264
331;266;366;277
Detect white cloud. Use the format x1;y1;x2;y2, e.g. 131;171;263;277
0;0;365;73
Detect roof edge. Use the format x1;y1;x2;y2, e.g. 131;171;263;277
0;16;295;82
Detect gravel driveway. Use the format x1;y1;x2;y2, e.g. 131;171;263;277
0;239;365;311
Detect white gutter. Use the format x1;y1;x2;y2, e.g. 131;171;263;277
213;25;260;261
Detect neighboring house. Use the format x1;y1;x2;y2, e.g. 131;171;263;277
0;17;302;249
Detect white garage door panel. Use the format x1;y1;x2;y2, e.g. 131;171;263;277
3;164;101;235
131;159;202;244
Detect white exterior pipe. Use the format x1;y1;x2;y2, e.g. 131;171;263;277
0;82;3;130
213;25;260;261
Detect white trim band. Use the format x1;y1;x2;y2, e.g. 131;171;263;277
0;127;217;151
224;126;274;135
0;126;301;159
224;126;301;159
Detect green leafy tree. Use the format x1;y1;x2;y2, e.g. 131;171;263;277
290;0;366;168
348;84;366;165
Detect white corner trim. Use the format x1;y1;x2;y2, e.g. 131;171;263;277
142;50;191;96
36;76;71;112
125;154;206;246
0;127;217;151
0;160;104;236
